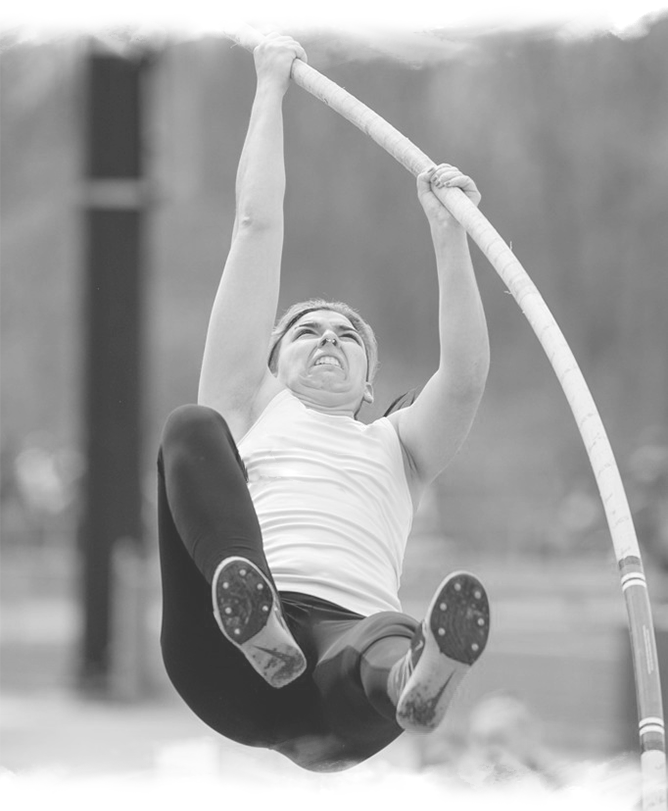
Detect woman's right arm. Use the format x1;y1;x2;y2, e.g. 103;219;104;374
197;35;306;435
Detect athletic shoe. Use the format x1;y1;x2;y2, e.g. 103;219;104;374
212;556;307;689
388;570;490;733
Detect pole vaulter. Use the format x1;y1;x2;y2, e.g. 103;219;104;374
223;22;666;810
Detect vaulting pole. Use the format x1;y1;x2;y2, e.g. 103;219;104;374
225;22;665;810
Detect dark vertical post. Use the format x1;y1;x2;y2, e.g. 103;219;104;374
78;46;147;695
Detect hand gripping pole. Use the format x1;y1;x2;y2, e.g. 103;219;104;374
224;23;666;808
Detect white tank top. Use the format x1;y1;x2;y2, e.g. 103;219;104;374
237;389;414;616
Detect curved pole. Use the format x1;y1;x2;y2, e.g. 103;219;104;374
224;23;666;809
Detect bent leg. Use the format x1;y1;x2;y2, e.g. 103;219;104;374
304;577;488;762
391;572;490;733
157;405;312;747
159;404;271;583
310;609;419;762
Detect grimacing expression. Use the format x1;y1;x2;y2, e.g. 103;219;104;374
274;310;374;410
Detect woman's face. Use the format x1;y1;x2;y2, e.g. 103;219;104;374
274;309;373;413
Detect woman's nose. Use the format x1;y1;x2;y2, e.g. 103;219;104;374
320;332;338;346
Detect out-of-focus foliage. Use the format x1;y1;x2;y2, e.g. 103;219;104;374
2;20;667;555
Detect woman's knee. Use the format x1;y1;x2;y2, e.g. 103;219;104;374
159;404;246;480
161;404;229;449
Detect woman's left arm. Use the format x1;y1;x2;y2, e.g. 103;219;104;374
387;165;490;488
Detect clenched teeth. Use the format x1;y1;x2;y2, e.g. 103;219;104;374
315;356;342;368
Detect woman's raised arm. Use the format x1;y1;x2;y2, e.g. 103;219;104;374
198;35;306;435
387;165;490;491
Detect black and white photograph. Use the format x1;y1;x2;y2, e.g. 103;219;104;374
1;3;667;809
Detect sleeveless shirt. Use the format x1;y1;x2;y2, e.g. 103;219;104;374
237;389;414;616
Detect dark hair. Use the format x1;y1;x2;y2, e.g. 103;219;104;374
383;386;422;417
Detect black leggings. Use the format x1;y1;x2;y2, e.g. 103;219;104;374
157;404;418;772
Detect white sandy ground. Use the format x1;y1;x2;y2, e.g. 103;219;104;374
0;691;646;811
0;744;644;811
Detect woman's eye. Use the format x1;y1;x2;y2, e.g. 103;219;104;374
295;328;314;337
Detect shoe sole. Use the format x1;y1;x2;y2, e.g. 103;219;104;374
212;557;307;689
396;570;490;733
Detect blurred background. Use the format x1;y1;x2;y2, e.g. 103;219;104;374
1;8;668;791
